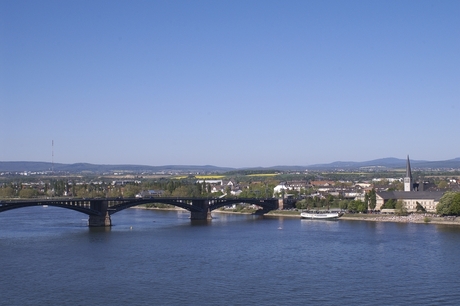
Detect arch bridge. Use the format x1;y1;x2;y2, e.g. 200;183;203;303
0;197;279;227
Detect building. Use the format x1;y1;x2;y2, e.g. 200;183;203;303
375;155;444;213
375;191;444;212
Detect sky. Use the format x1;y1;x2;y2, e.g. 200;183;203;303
1;0;459;168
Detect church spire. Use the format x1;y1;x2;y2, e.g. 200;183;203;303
404;155;412;192
405;155;412;179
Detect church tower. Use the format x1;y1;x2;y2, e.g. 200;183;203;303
404;155;412;192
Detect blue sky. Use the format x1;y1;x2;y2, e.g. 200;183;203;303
1;0;459;168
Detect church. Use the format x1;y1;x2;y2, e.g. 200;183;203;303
375;156;444;213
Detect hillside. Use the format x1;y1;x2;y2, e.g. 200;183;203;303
1;157;460;173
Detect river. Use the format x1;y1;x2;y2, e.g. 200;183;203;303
1;207;460;305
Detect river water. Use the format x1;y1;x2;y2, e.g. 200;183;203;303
1;207;460;305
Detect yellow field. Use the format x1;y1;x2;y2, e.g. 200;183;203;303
195;175;226;179
172;175;226;180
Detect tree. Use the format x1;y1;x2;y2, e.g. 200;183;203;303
347;200;366;213
123;184;141;198
296;199;308;210
0;186;14;198
355;200;367;213
18;188;38;198
326;194;335;208
416;202;426;213
381;199;396;209
71;180;76;196
364;192;370;209
171;186;191;197
437;181;449;190
225;186;231;197
339;200;349;210
389;181;404;191
395;200;408;216
369;189;376;210
437;192;460;216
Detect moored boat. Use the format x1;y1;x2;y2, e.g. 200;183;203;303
300;211;343;220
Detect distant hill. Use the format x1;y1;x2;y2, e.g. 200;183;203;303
305;157;460;170
0;161;234;173
1;158;460;173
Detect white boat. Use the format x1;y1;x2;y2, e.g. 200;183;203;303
300;212;342;220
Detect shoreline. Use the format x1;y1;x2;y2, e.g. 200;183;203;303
340;214;460;226
132;206;460;226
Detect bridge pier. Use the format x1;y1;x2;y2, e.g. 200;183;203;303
88;200;112;227
190;199;212;220
88;211;112;227
190;210;212;220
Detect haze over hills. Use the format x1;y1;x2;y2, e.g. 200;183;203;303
1;157;460;173
0;162;234;173
303;157;460;170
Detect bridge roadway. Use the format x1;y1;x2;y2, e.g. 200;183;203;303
0;197;279;227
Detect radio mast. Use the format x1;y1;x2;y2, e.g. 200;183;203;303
52;140;54;173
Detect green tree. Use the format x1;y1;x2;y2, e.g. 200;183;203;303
0;186;14;198
347;200;359;212
18;188;38;198
196;182;203;195
225;186;231;197
71;181;76;196
389;181;404;191
381;199;396;209
339;200;349;210
369;189;376;210
355;200;367;213
295;199;308;210
437;192;460;215
107;187;123;198
437;181;449;190
326;194;335;208
239;182;275;198
123;184;142;198
395;200;408;216
364;192;370;209
171;185;201;197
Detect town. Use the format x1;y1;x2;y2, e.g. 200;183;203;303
2;157;460;217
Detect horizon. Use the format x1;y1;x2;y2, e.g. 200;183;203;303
1;1;459;168
2;155;460;169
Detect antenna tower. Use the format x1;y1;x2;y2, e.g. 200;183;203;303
52;140;54;172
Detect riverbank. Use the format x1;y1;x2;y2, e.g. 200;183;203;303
268;210;460;225
341;213;460;225
133;206;460;226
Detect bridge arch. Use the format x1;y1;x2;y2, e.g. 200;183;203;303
108;198;203;214
208;198;278;212
0;200;100;216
